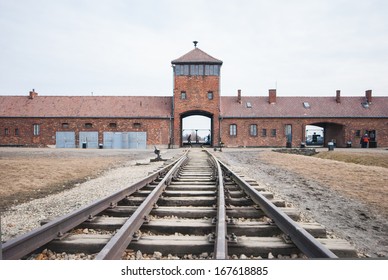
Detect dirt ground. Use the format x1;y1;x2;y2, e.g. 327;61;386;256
0;147;387;258
214;148;388;258
0;148;157;212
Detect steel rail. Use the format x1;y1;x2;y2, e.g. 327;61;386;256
95;151;189;260
1;152;186;260
216;157;338;259
207;152;228;259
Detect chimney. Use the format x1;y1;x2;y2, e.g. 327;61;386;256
237;89;242;104
365;89;372;103
29;89;38;99
268;89;276;104
336;90;341;103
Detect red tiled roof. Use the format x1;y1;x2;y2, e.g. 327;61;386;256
0;96;172;118
221;96;388;118
171;48;223;64
1;95;387;119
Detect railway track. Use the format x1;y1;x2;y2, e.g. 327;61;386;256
1;149;357;260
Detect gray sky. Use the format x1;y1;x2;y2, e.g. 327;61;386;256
1;0;387;97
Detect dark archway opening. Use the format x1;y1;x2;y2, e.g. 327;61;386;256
305;125;324;147
181;110;213;147
307;122;345;147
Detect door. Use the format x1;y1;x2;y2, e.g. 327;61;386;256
79;132;98;148
128;132;147;149
103;132;114;149
56;131;76;148
285;124;292;147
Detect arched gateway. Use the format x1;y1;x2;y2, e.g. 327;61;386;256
181;110;213;147
171;43;222;147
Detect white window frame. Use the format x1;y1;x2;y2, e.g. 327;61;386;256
33;124;40;136
250;124;257;136
230;124;237;136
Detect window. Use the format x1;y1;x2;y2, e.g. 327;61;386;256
207;91;213;100
262;129;267;137
33;124;40;136
180;91;187;100
5;128;9;135
109;123;117;128
85;123;93;128
183;65;189;75
205;65;210;75
190;65;199;75
62;123;69;128
355;130;361;137
209;65;214;75
250;124;257;136
175;64;219;76
246;102;252;108
198;65;204;75
303;102;311;109
15;128;19;136
271;129;277;137
133;122;141;128
230;124;237;136
213;65;220;75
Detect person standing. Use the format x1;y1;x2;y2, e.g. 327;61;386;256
361;133;369;148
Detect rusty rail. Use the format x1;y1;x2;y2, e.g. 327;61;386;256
1;152;188;260
95;151;189;260
215;157;338;259
207;152;228;259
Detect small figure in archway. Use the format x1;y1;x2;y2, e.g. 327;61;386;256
187;134;192;146
360;133;369;148
206;134;211;145
312;132;318;143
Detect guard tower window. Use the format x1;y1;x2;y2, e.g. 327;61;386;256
180;91;187;100
190;65;199;75
207;91;213;100
183;65;189;75
198;65;204;75
175;64;219;76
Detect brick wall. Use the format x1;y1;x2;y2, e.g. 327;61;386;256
1;116;387;148
220;118;388;148
0;117;171;148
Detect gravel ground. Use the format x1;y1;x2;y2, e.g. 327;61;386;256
1;149;183;242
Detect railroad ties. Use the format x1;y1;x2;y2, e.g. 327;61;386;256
2;149;357;260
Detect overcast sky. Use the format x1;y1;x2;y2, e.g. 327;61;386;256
1;0;387;97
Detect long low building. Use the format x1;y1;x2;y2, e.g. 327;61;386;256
1;46;387;148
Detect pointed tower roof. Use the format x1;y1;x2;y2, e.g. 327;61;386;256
172;47;223;65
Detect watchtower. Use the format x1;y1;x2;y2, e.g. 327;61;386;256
171;42;223;147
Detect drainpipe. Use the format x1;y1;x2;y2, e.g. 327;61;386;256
169;115;173;149
218;115;222;148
